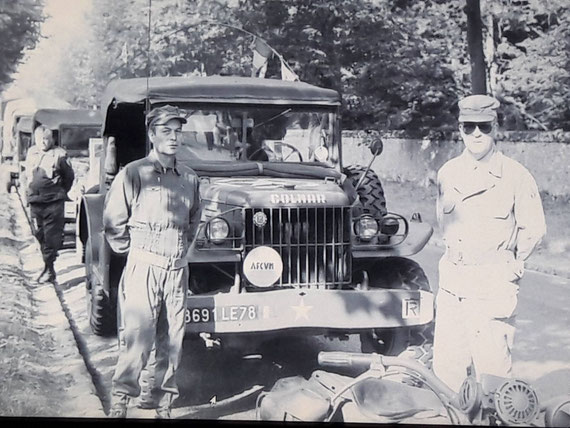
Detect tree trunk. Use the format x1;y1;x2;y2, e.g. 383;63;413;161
465;0;487;94
486;13;496;95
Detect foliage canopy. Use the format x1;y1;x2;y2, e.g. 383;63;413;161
0;0;44;90
14;0;567;134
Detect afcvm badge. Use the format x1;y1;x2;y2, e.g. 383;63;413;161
243;246;283;287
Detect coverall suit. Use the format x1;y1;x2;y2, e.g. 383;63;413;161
25;144;75;266
103;151;201;409
433;149;546;393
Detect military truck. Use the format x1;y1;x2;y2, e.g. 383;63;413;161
78;75;434;358
2;107;34;193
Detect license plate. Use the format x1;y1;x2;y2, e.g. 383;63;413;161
402;298;420;319
185;305;258;324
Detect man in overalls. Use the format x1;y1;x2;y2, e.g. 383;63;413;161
433;95;546;392
26;124;75;283
104;105;201;418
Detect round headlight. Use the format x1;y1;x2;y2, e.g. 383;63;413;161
355;215;379;241
207;218;230;244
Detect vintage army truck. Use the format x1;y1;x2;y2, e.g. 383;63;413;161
2;107;34;193
78;75;434;358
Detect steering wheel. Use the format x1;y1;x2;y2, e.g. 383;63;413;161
249;142;303;162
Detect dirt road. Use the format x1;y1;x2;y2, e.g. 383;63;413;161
0;188;103;418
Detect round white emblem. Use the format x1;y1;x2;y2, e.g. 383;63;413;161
253;211;268;228
243;246;283;287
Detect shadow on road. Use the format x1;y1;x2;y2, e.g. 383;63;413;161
174;335;321;417
531;369;570;402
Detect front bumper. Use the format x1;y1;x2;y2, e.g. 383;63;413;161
185;288;434;334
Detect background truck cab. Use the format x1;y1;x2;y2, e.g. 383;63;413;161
78;75;434;359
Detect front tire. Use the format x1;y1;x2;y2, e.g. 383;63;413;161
358;257;434;367
85;237;117;336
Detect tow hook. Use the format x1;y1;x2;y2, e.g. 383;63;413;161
356;270;369;291
199;333;221;349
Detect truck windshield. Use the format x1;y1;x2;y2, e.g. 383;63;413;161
60;126;101;156
175;106;338;167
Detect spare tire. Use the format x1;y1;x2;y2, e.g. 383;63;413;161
344;165;387;219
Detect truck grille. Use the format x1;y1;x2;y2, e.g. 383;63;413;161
244;207;351;289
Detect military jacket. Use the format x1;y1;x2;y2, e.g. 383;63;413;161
25;145;75;204
103;151;201;259
437;149;546;266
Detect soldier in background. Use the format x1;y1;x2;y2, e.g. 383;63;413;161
26;124;74;283
433;95;547;392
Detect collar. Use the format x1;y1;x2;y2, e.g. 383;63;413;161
458;148;503;178
148;150;180;176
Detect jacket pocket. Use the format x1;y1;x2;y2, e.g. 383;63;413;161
442;200;455;214
491;197;513;219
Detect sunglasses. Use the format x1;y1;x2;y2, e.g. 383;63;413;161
461;122;494;135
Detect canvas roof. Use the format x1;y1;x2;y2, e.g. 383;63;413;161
33;108;101;130
102;75;340;112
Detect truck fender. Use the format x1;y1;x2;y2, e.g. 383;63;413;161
352;222;433;259
77;194;105;253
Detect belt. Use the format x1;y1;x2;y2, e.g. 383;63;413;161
444;247;515;266
129;248;188;270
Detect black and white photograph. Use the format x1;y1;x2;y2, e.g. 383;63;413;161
0;0;569;424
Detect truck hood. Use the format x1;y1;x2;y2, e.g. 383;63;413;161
202;177;351;207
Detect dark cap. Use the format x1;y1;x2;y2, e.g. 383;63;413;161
458;95;500;122
146;105;187;128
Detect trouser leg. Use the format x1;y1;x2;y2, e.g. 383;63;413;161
471;308;515;380
153;266;188;409
433;289;472;393
138;346;157;407
41;200;65;264
111;257;159;399
30;203;47;260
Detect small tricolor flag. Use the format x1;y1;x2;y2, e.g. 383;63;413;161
251;37;272;78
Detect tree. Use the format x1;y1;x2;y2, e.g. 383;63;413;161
235;0;460;134
487;0;570;130
465;0;487;93
0;0;44;90
34;0;568;132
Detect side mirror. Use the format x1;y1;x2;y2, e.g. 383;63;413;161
365;130;383;156
369;137;383;156
104;136;118;176
357;129;383;156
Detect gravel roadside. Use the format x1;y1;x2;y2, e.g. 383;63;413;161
0;186;104;418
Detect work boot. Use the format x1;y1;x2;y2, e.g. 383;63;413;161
109;394;129;418
155;406;171;419
36;263;49;282
155;394;173;419
46;261;56;283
